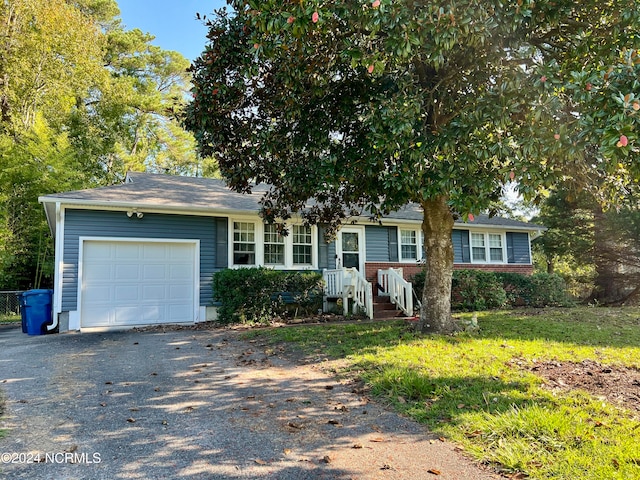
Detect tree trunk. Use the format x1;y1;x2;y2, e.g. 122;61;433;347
592;205;622;304
417;196;457;334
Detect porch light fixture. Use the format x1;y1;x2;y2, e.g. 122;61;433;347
126;209;144;219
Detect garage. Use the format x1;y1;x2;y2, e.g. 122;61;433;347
79;239;199;329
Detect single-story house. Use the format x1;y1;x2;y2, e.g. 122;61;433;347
39;172;544;332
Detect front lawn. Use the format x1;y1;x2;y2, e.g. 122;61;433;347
246;307;640;480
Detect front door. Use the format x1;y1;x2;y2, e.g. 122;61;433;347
338;227;365;272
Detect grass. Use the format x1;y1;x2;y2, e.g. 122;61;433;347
245;307;640;480
0;313;20;323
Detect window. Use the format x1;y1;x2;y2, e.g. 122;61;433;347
230;220;316;268
264;224;285;265
488;234;504;262
233;222;255;265
471;233;486;261
471;232;505;263
400;229;417;260
292;225;312;265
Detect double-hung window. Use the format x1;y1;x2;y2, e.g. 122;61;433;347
488;234;504;262
233;222;256;265
264;224;285;265
471;232;505;263
292;225;312;265
231;220;315;268
400;229;418;260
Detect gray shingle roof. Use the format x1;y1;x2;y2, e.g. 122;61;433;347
40;172;544;230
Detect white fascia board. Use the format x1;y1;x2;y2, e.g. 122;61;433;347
37;197;262;219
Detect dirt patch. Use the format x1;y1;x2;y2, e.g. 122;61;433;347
530;359;640;412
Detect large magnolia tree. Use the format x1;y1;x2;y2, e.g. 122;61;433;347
185;0;640;333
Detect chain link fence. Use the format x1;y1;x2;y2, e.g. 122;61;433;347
0;291;24;316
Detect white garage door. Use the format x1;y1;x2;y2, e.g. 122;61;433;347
80;240;198;328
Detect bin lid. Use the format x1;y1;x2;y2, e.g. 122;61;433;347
21;289;53;297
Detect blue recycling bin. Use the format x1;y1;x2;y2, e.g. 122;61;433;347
19;289;53;335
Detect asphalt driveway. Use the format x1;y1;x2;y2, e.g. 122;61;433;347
0;323;499;480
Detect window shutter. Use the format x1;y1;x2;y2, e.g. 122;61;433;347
460;229;471;263
215;218;228;269
318;225;329;269
506;232;515;264
388;226;399;262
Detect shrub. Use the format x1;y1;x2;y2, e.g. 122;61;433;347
453;270;507;311
409;269;572;311
212;268;322;324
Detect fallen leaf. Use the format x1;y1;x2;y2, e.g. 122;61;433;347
288;422;304;429
65;445;78;453
352;444;363;449
283;449;292;455
154;387;160;392
397;395;407;404
162;420;168;425
509;473;528;479
457;403;465;409
129;407;139;412
428;468;442;475
255;459;268;465
438;437;446;442
99;402;106;407
370;437;385;442
126;418;136;423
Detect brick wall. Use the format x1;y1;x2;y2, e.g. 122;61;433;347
365;261;533;284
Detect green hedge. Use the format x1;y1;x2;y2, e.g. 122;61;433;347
410;269;572;311
212;268;323;324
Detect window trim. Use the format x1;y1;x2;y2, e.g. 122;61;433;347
398;227;425;262
228;218;317;269
469;231;507;264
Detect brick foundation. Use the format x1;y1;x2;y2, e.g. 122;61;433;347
365;262;533;284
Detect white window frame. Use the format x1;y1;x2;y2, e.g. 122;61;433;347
229;218;317;269
398;227;425;262
470;231;507;264
263;223;285;266
291;224;314;267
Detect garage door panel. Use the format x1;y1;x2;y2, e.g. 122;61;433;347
170;264;192;280
169;284;192;300
142;285;165;301
81;240;197;328
143;264;166;280
83;285;112;303
114;285;140;302
115;264;141;281
115;243;141;260
143;244;166;260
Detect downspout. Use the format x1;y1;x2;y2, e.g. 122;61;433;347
46;202;63;332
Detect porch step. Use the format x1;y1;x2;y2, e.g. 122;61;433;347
373;296;405;320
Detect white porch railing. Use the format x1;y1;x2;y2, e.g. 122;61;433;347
322;268;373;319
378;268;414;317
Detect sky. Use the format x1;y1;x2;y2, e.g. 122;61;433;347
117;0;227;60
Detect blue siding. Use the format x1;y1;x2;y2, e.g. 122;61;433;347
62;209;220;311
365;226;391;262
506;232;530;264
